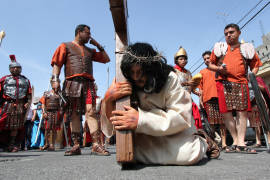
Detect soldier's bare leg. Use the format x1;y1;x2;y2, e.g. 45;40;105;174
220;125;227;148
223;112;238;145
254;127;262;146
48;129;56;151
41;130;50;150
64;111;81;156
235;111;256;153
85;104;110;156
8;130;18;152
85;104;98;134
55;123;64;149
235;111;247;146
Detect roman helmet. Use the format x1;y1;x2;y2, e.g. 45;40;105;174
174;46;188;63
9;54;21;69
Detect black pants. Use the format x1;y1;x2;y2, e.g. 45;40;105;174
22;121;33;149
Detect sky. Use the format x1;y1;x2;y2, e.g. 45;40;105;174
0;0;269;104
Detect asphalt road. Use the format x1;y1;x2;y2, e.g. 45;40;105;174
1;145;270;180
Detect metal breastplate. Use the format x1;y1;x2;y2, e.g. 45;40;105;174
3;75;29;99
45;91;60;110
177;70;192;93
64;42;93;77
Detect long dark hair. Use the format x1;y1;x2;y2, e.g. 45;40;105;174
121;42;175;94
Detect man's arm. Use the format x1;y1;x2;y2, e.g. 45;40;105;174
135;74;193;136
52;64;61;76
199;89;204;108
52;65;61;89
24;80;32;109
99;79;132;137
31;109;37;122
249;53;262;75
251;66;259;75
90;38;110;63
207;62;227;75
103;79;132;119
50;43;66;82
98;50;110;63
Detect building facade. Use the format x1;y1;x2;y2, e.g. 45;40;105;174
256;32;270;89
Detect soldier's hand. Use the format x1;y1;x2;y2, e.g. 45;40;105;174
43;112;48;119
110;105;138;130
89;37;99;47
200;101;204;109
181;82;189;87
51;81;60;91
189;80;200;88
104;78;132;102
217;66;227;75
24;103;29;109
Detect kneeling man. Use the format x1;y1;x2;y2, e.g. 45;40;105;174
101;42;219;165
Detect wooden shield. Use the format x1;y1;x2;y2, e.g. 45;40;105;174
249;73;270;133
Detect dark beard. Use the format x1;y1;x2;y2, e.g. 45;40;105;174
133;76;156;94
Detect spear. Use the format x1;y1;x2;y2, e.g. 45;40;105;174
0;30;6;47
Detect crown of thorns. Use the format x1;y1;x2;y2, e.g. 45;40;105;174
119;50;166;63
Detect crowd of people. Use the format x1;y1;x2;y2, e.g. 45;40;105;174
1;23;270;166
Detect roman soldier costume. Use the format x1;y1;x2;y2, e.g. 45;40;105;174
211;42;262;113
174;47;202;129
40;86;61;151
51;35;110;156
0;55;32;152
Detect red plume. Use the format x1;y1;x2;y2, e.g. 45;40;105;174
9;55;16;62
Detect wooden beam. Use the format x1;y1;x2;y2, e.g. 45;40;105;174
109;0;134;163
109;0;128;32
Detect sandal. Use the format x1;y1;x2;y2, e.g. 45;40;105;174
252;144;262;148
195;129;220;159
221;146;228;151
224;145;237;153
91;144;110;156
41;145;49;151
64;145;81;156
236;146;257;154
11;146;19;153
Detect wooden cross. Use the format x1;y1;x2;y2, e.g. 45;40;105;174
109;0;134;163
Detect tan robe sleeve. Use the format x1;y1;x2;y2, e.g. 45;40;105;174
136;72;193;136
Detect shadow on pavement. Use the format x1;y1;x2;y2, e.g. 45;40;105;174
0;154;41;158
119;157;212;171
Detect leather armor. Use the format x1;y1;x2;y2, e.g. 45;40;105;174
44;91;60;111
64;42;94;77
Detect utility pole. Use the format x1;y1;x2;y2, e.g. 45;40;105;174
107;66;109;89
216;12;228;25
259;20;265;36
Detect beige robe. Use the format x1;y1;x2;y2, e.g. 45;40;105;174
101;72;207;165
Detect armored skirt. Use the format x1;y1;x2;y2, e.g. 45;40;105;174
204;98;224;125
0;101;26;130
44;111;60;130
63;77;96;116
216;80;251;113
